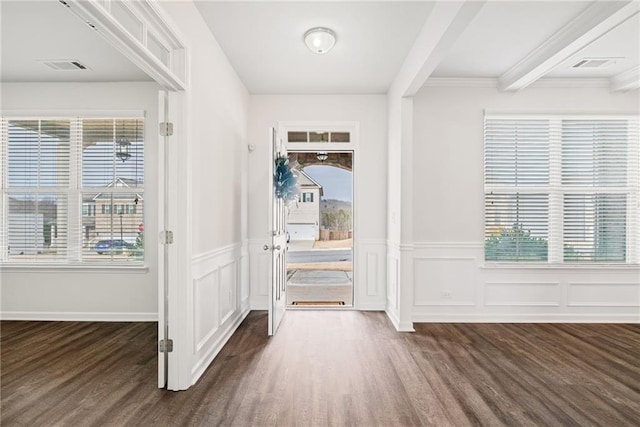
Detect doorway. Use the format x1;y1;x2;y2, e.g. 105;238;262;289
286;151;354;307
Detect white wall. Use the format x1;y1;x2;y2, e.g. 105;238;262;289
157;1;250;388
0;81;160;320
248;95;388;310
411;83;640;322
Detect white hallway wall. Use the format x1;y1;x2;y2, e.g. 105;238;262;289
411;83;640;322
157;1;251;387
0;82;161;320
248;95;388;310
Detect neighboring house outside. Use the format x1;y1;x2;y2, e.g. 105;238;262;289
84;177;144;248
287;169;322;241
7;177;143;255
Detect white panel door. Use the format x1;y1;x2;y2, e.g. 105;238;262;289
267;128;287;336
157;90;168;388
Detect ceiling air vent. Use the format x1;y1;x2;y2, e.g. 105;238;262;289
571;57;622;69
41;60;90;71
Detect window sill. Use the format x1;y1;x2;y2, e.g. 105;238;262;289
481;262;640;271
0;264;149;273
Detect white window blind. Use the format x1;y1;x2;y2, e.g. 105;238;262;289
484;115;639;264
0;117;145;265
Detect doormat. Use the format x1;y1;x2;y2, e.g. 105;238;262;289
291;301;345;306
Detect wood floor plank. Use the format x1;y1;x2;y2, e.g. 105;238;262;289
2;313;639;426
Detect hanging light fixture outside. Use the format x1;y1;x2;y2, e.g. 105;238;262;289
116;120;132;162
316;151;328;162
116;138;131;162
304;27;336;54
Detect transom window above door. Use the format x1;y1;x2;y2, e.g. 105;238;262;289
287;131;350;143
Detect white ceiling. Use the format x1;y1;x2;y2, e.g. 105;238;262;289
547;13;639;78
195;1;433;94
432;1;638;79
431;1;593;77
1;1;637;92
196;1;638;93
0;1;151;82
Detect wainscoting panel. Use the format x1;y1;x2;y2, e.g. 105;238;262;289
568;283;640;307
355;239;386;310
485;282;560;307
194;271;220;353
191;242;250;384
386;242;400;310
410;242;640;323
413;257;477;306
385;242;401;328
219;261;237;325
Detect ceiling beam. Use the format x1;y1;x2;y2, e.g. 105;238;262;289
610;65;640;92
62;0;188;91
389;1;485;98
499;1;639;92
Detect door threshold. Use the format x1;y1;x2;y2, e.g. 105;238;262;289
286;304;354;310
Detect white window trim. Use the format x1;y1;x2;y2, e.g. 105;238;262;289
484;113;640;266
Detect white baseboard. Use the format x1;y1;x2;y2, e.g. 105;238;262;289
413;313;640;323
0;311;158;322
191;299;251;385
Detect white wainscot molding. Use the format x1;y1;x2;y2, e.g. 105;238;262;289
355;239;387;310
412;242;483;307
386;241;400;314
190;242;250;384
411;242;640;323
568;282;640;307
484;282;560;307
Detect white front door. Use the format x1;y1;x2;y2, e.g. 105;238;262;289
267;128;287;335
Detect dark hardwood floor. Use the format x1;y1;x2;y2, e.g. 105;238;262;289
2;311;639;426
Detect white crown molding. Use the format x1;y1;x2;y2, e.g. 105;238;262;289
610;65;640;92
531;78;610;88
498;1;639;92
424;77;610;89
424;77;498;87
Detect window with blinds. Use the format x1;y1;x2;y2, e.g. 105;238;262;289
484;115;639;264
0;117;145;264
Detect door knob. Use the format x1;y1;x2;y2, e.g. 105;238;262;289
274;245;281;251
263;245;270;251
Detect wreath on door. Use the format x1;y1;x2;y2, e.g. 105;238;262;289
274;155;299;204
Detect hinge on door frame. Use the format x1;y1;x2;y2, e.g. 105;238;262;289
159;230;174;245
159;122;174;137
159;339;173;353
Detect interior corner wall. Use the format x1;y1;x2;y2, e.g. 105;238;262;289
411;84;640;322
157;1;250;387
0;81;161;320
247;94;388;310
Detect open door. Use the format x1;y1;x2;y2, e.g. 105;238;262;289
267;128;287;335
157;90;168;387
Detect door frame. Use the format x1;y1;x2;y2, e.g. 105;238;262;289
279;121;360;308
62;0;192;390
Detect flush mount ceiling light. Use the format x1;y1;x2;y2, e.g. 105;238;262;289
304;27;337;54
